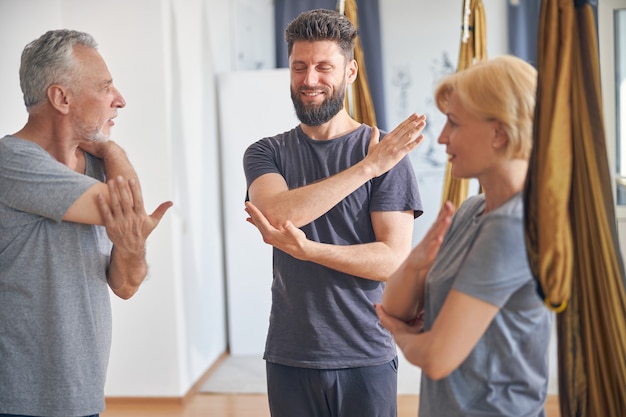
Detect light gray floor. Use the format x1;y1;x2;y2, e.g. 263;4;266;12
200;353;421;395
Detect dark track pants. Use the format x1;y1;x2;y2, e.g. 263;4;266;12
266;357;398;417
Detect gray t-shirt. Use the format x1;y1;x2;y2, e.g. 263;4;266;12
420;193;552;417
244;124;423;368
0;136;113;417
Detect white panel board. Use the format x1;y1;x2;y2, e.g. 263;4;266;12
217;68;299;355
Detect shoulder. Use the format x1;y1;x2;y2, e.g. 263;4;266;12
453;194;486;223
244;127;298;156
252;127;299;146
490;192;523;219
0;136;56;173
0;135;43;156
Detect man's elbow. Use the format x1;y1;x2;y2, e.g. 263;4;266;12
111;285;139;300
262;207;301;229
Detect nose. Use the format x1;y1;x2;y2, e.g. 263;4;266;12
303;68;319;87
437;125;449;145
113;85;126;108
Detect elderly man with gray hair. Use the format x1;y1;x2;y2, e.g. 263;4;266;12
0;29;172;417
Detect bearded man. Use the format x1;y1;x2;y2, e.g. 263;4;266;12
242;9;425;417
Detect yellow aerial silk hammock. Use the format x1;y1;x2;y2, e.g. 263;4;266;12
441;0;487;208
338;0;377;126
524;0;626;415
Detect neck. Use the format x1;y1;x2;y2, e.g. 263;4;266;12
13;116;85;172
480;159;528;213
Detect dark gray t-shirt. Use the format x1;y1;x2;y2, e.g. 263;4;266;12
244;124;422;368
0;136;112;417
420;193;552;417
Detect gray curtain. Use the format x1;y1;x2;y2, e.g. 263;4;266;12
507;0;541;67
274;0;387;130
507;0;598;68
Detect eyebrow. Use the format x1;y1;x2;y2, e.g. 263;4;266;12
100;79;113;89
291;60;336;67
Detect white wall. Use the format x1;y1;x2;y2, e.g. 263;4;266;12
1;0;623;399
217;69;299;355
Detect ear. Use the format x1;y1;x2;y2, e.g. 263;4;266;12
47;85;71;115
346;59;358;84
491;122;508;150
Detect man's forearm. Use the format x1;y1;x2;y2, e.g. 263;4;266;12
102;143;137;181
299;240;407;282
107;245;148;299
252;161;374;228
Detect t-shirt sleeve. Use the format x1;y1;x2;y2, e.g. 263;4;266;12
370;155;423;218
243;139;280;189
452;215;530;308
0;140;99;223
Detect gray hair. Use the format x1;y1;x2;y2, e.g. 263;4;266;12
19;29;98;109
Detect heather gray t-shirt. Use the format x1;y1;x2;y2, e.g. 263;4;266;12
420;193;552;417
244;124;422;369
0;135;112;417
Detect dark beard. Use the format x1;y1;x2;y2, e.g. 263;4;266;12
291;85;346;126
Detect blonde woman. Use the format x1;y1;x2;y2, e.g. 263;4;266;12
376;55;552;417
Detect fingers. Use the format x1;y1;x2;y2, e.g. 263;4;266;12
422;201;454;239
245;201;278;246
128;178;143;211
77;140;95;153
245;201;268;228
96;192;113;225
374;303;394;332
97;177;131;230
369;125;381;147
376;113;426;156
430;201;454;239
123;177;173;223
150;201;174;221
282;220;299;235
101;176;171;233
115;176;134;212
402;114;426;146
410;201;454;266
77;139;116;159
245;201;277;239
107;177;123;215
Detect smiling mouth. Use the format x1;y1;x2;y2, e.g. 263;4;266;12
302;90;323;97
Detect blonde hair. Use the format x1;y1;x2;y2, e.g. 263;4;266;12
434;55;537;159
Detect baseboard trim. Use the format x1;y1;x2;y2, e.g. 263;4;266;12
105;350;230;406
182;351;229;403
105;396;185;406
105;355;558;413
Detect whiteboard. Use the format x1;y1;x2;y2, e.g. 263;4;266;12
217;68;299;355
